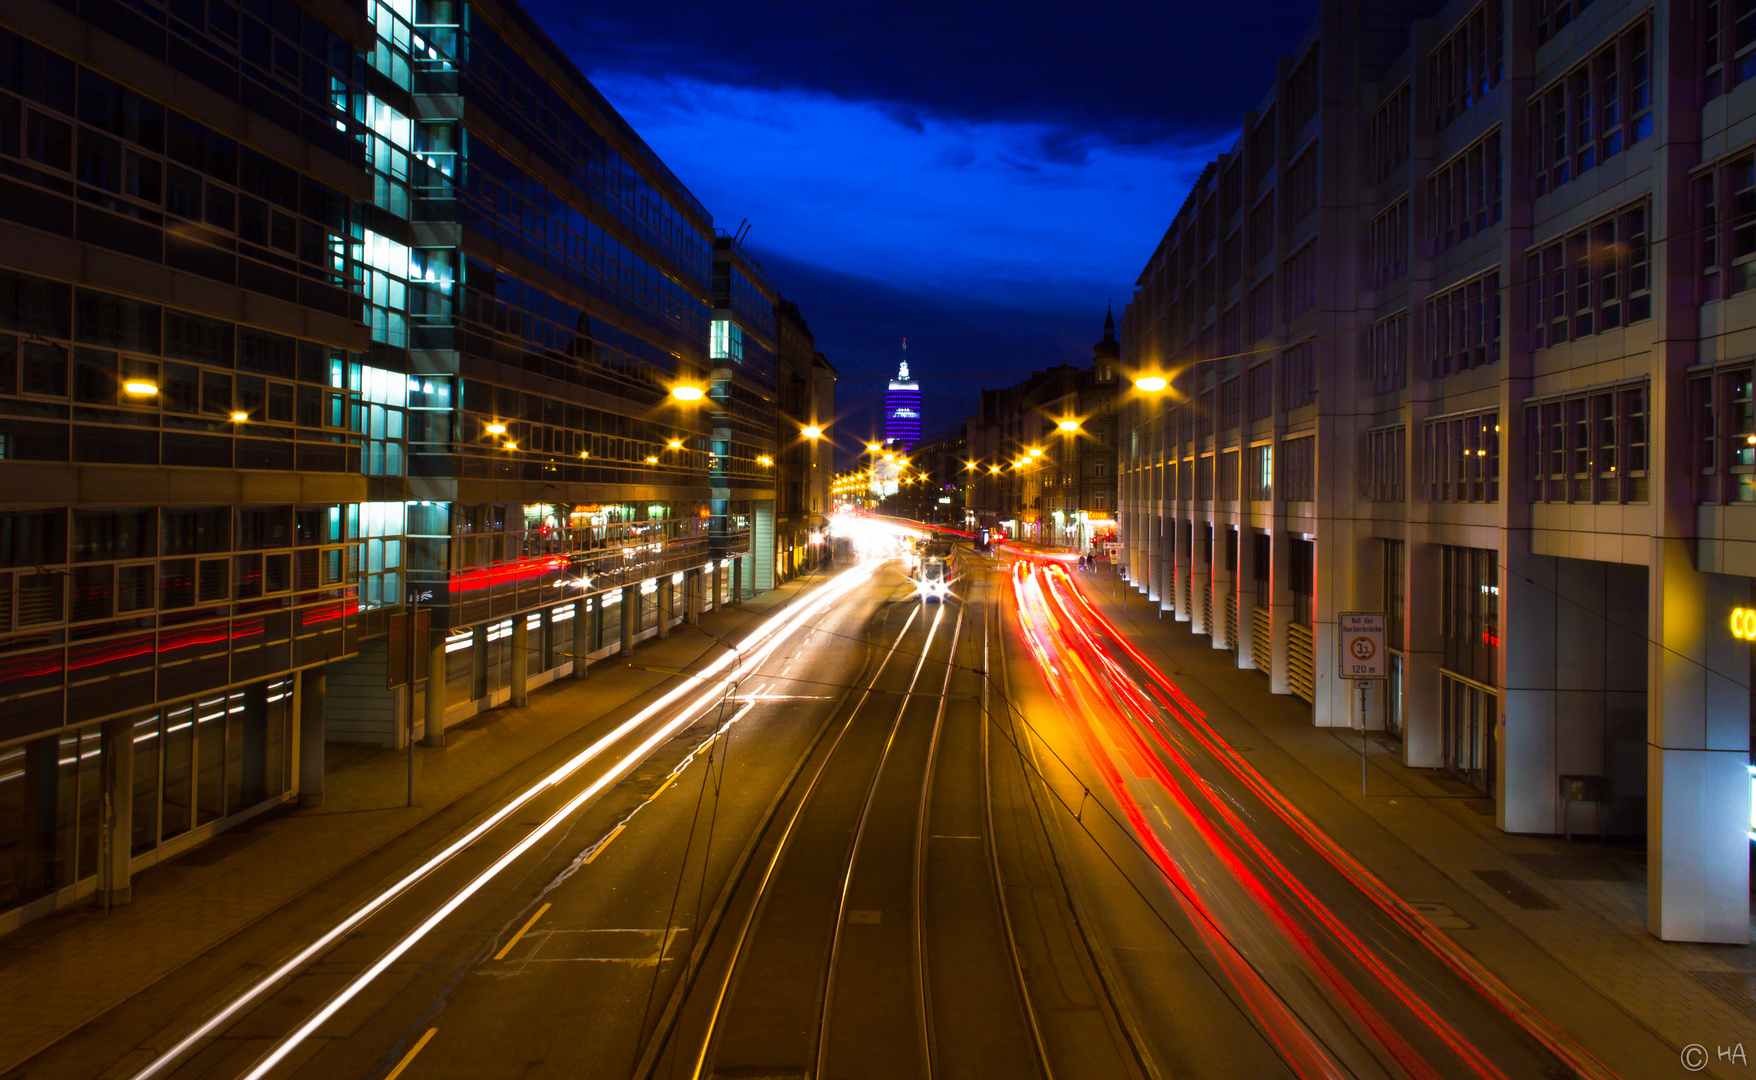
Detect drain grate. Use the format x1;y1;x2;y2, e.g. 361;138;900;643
1691;970;1756;1020
1471;869;1559;911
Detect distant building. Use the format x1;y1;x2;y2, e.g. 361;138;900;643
884;340;923;448
965;313;1118;546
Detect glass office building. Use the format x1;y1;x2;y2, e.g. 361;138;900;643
0;0;781;929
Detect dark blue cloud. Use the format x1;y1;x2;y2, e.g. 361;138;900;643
518;0;1319;443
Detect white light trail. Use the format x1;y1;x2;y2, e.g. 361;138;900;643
129;559;880;1080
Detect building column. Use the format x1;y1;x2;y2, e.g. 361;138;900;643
98;716;134;907
684;569;701;626
1403;533;1445;767
1647;538;1751;943
657;579;673;640
1158;511;1175;615
424;631;447;745
1236;528;1260;668
711;562;723;612
572;595;591;678
510;615;529;707
732;557;744;603
1170;518;1189;622
1210;522;1231;652
620;585;637;657
297;668;325;808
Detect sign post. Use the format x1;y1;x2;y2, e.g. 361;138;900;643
1338;612;1387;796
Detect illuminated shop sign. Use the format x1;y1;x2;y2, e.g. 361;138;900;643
1733;607;1756;641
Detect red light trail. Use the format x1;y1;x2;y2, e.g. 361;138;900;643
1006;560;1619;1080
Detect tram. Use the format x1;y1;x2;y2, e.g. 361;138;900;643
915;539;955;602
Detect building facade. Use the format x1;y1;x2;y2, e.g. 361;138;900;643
0;0;817;930
968;316;1119;546
883;344;922;448
1118;0;1751;942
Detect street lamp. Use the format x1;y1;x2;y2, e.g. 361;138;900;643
802;425;822;439
1028;447;1043;457
671;384;705;402
668;439;683;449
123;379;159;397
1059;419;1080;432
486;422;507;434
1134;376;1168;393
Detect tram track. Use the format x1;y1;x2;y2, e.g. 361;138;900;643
648;562;1044;1080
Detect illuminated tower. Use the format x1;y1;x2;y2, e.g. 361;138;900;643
884;338;922;448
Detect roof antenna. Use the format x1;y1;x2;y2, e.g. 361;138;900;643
735;220;753;245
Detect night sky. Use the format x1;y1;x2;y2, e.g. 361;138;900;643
526;1;1320;457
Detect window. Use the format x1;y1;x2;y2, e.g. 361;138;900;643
1281;339;1317;410
1364;311;1408;394
1427;130;1502;255
1248;277;1275;342
1526;380;1648;504
1367;425;1406;501
1283;145;1320;228
1283;46;1321;137
1248;197;1276;265
1220;376;1242;431
1527;200;1649;348
1248;443;1273;500
1247;361;1274;422
1285;243;1318;320
1530;19;1652;194
1440;545;1498;685
1695;153;1756;301
1701;0;1756;99
1368;84;1410;182
1288;536;1315;624
1364;198;1409;288
1219;450;1239;501
1382;538;1406;650
1535;0;1593;45
1430;2;1504;132
1280;436;1315;501
1425;269;1501;377
1685;363;1756;503
1422;408;1499;502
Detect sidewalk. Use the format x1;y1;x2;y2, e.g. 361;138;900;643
1075;567;1756;1079
0;575;825;1077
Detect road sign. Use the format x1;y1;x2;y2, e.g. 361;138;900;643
1337;611;1387;680
1103;541;1122;560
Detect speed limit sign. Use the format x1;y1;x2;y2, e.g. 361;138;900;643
1338;612;1387;679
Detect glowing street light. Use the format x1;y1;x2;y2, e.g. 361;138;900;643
668;439;683;449
802;425;822;439
757;455;773;466
1059;419;1080;432
671;384;705;402
123;380;159;396
644;455;658;464
1028;447;1043;457
1134;376;1168;393
504;442;518;451
486;422;507;434
865;441;882;453
231;411;250;422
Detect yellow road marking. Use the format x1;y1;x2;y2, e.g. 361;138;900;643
651;773;679;800
493;902;551;961
585;823;627;863
384;1027;438;1080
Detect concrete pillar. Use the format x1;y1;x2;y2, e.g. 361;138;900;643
732;557;744;603
424;631;447;745
1647;538;1751;943
684;569;701;626
1211;522;1232;652
1158;511;1175;615
297;668;325;808
98;716;133;907
711;562;722;611
572;596;591;678
510;615;529;707
657;579;673;640
1171;517;1190;622
620;585;636;657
